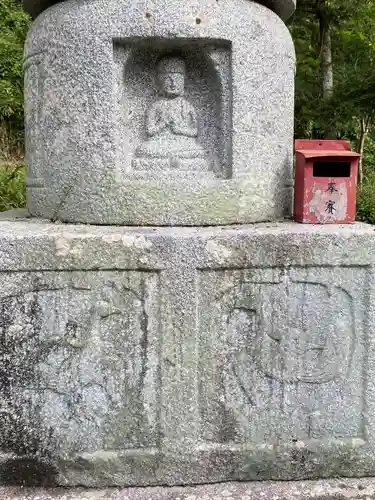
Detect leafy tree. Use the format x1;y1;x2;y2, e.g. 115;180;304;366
291;0;373;136
0;0;30;157
290;0;375;179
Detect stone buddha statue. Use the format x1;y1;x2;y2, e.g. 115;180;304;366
132;56;212;173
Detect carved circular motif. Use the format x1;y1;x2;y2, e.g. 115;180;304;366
225;278;354;385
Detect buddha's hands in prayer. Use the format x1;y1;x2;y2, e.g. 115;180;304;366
147;98;198;138
170;99;198;138
147;103;169;136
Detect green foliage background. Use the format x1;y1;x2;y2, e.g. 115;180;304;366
0;161;26;211
1;0;375;222
0;0;30;156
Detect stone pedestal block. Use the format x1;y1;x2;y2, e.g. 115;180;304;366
0;214;374;486
24;0;295;225
3;478;375;500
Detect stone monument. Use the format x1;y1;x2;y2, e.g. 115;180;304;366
2;0;375;494
23;0;295;225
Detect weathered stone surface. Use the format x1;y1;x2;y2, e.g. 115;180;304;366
2;478;375;500
1;216;375;486
23;0;296;22
24;0;295;225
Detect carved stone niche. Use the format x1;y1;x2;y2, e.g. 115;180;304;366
24;0;296;225
114;39;232;180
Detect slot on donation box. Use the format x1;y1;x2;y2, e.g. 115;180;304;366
294;140;360;224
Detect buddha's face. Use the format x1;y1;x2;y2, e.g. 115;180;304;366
158;72;185;97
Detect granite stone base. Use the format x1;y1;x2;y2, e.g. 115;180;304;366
2;479;375;500
0;212;375;486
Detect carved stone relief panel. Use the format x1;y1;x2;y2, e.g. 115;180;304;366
113;38;232;179
0;270;160;459
199;267;368;446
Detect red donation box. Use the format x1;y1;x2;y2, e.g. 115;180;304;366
294;140;360;224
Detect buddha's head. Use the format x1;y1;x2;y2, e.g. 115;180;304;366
157;56;186;97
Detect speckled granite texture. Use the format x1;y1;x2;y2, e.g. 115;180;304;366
0;214;374;486
23;0;296;22
2;478;375;500
24;0;295;225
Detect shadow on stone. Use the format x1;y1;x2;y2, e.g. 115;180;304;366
0;458;58;486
